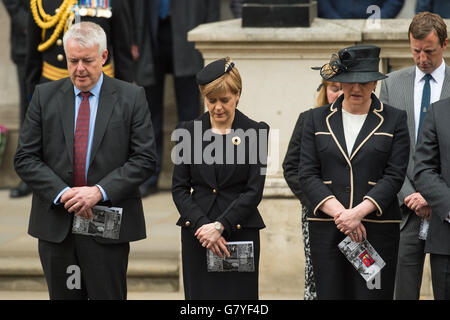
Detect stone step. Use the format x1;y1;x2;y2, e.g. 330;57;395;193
0;256;179;292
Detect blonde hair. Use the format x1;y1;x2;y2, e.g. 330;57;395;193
198;57;242;98
315;79;331;107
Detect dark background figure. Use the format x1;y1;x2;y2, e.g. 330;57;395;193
2;0;28;122
230;0;242;18
318;0;404;19
416;0;450;18
131;0;221;197
10;0;134;199
2;0;28;197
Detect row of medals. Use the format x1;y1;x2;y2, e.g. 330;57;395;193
72;4;112;18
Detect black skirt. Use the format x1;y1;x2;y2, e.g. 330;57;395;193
181;227;260;300
309;220;399;300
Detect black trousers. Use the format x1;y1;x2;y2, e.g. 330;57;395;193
309;221;399;300
143;17;200;188
430;253;450;300
394;207;426;300
38;233;130;300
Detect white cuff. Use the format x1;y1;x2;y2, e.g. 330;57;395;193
54;187;70;205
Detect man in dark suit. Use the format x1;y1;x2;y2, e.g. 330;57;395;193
414;96;450;300
11;0;134;198
14;22;156;300
131;0;220;197
379;12;450;299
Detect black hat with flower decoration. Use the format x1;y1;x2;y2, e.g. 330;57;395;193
313;45;387;83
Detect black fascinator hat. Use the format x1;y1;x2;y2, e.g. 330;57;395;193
313;45;387;83
196;58;235;85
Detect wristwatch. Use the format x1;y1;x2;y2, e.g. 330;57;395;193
214;221;223;233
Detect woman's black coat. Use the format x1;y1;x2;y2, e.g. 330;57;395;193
299;94;410;223
172;109;269;237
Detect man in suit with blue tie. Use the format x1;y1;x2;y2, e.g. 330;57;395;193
14;22;157;300
379;12;450;299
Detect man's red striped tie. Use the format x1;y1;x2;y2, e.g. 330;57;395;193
73;92;91;187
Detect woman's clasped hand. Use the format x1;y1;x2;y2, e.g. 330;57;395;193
195;223;230;258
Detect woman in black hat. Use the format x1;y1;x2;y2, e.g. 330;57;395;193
172;57;269;299
299;45;410;299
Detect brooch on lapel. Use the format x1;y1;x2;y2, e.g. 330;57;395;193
232;136;241;146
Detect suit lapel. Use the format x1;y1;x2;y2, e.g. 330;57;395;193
58;79;76;164
350;96;384;160
88;76;116;168
327;97;350;162
404;68;416;147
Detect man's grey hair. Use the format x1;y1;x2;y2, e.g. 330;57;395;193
63;22;107;55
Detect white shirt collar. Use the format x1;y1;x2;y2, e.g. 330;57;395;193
415;59;446;84
73;73;104;98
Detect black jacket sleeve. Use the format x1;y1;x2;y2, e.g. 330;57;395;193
414;104;450;222
282;110;311;209
171;121;211;234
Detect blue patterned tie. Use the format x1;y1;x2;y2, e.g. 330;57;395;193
159;0;170;19
417;74;432;139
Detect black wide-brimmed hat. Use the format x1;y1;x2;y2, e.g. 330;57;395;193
196;58;235;85
313;45;387;83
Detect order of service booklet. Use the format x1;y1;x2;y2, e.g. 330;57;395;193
338;236;385;282
72;205;122;239
418;218;430;240
207;241;255;272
